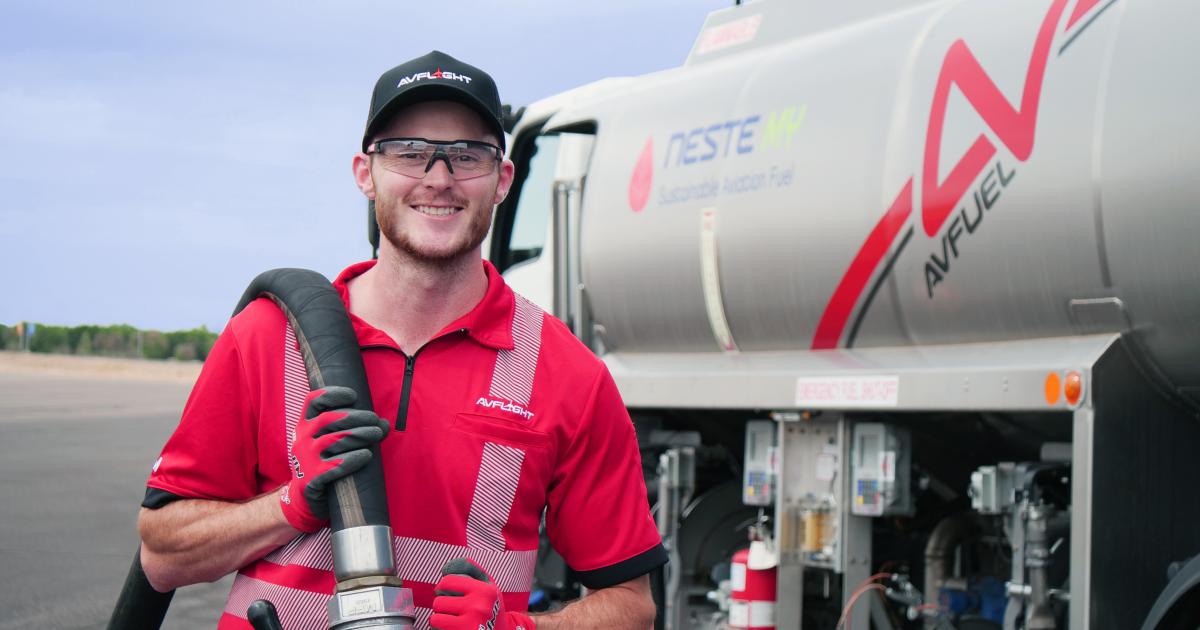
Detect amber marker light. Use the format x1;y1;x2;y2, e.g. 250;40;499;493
1064;371;1084;406
1044;372;1061;405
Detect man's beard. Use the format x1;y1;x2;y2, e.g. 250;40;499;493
375;191;493;265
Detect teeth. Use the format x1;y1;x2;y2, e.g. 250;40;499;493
413;205;458;216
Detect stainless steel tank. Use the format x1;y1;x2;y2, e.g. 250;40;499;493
572;0;1200;398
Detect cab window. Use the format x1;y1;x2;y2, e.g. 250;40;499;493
494;131;560;272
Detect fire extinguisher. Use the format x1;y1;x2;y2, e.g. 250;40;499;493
729;540;777;630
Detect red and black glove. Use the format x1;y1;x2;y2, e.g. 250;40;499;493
431;558;536;630
279;386;389;532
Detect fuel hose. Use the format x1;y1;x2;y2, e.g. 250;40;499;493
109;268;406;629
232;268;389;533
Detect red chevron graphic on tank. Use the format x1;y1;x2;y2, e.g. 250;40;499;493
811;0;1109;350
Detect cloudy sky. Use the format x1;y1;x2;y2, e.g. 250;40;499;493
0;1;730;331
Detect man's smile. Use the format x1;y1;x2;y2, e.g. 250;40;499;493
411;205;462;217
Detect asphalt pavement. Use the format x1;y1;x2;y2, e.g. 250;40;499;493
0;366;230;629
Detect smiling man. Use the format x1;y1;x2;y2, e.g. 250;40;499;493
137;50;665;630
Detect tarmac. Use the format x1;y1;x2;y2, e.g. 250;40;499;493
0;351;229;629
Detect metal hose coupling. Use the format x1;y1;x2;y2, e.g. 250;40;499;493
327;525;415;629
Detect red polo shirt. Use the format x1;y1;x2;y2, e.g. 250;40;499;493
146;260;665;629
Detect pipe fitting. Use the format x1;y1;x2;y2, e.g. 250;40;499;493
333;525;396;583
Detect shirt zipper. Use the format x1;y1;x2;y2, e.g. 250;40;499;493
392;327;469;431
395;352;417;431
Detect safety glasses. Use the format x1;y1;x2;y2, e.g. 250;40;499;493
368;137;503;180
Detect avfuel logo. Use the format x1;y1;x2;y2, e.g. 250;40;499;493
924;160;1017;297
628;106;806;212
811;0;1113;349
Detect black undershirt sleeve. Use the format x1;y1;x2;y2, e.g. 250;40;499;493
141;487;187;509
573;543;668;589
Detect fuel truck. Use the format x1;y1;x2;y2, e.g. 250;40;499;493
459;0;1200;627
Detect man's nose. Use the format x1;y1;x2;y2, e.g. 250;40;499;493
422;157;455;188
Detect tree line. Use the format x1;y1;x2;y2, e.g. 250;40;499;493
0;323;218;362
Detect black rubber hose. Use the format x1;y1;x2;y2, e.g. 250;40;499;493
247;599;286;630
108;267;388;630
233;267;389;531
106;546;175;630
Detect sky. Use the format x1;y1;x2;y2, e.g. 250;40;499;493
0;1;731;332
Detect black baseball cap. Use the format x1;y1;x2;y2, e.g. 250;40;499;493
362;50;505;153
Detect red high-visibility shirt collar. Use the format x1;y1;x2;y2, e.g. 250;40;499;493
332;259;515;351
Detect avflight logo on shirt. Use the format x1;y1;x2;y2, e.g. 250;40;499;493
475;396;534;420
397;68;473;87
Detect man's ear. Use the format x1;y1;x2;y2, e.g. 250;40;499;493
494;159;515;205
353;153;375;199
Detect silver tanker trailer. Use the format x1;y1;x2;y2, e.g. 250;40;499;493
477;0;1200;627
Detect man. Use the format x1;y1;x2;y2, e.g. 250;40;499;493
138;50;665;629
